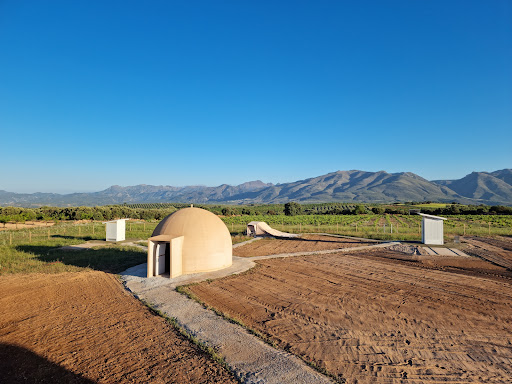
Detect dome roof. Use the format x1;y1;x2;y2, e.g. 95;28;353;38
151;207;232;274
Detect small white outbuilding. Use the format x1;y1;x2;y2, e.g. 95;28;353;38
418;213;447;245
103;219;128;242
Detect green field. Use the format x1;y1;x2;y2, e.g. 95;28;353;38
411;203;449;208
1;214;511;275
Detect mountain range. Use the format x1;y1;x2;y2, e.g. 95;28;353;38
1;169;511;207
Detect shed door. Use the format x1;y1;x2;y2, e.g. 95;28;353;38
425;219;443;245
106;223;117;241
155;243;168;275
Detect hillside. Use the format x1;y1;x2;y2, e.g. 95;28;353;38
1;169;511;207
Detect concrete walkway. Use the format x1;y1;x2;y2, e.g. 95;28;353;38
422;246;470;257
120;241;399;384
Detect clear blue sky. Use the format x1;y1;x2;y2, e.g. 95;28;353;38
1;0;511;193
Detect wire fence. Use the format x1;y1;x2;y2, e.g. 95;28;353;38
0;216;511;246
0;221;158;246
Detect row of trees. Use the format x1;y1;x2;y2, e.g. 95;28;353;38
417;204;512;215
0;206;177;224
1;202;511;224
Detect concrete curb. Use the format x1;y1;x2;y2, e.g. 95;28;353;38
248;242;400;261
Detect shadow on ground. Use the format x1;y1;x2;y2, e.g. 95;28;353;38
15;244;146;274
0;343;95;384
51;234;97;241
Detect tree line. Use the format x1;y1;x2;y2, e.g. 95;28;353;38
0;202;510;224
0;206;177;224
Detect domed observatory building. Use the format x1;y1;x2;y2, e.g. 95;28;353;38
147;207;232;278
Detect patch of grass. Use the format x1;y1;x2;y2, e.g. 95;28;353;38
412;203;448;208
0;245;86;275
0;238;146;275
231;234;252;244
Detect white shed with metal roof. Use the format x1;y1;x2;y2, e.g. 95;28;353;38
418;213;447;245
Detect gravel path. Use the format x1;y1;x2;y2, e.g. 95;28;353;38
121;241;399;384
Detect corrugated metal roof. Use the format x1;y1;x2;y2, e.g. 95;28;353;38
102;218;129;224
417;213;447;220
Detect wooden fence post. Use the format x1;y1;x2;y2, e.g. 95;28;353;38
488;222;491;235
92;223;95;234
29;231;31;243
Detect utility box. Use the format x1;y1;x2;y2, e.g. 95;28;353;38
104;219;128;242
418;213;447;245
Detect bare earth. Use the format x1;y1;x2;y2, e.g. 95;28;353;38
0;221;55;231
233;234;374;257
190;246;512;383
464;236;512;270
0;271;236;384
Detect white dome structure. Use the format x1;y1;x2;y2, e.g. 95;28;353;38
147;207;232;278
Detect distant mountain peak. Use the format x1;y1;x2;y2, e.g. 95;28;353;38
1;169;511;207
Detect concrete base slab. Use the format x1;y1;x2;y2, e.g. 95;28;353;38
432;248;458;256
422;247;471;257
422;247;437;255
449;248;470;257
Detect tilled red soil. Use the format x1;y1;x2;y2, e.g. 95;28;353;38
190;248;512;383
233;234;373;257
464;236;512;270
0;271;237;384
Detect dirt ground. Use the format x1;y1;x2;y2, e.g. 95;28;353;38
0;221;55;231
0;271;236;384
191;240;512;383
464;236;512;269
233;234;373;257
